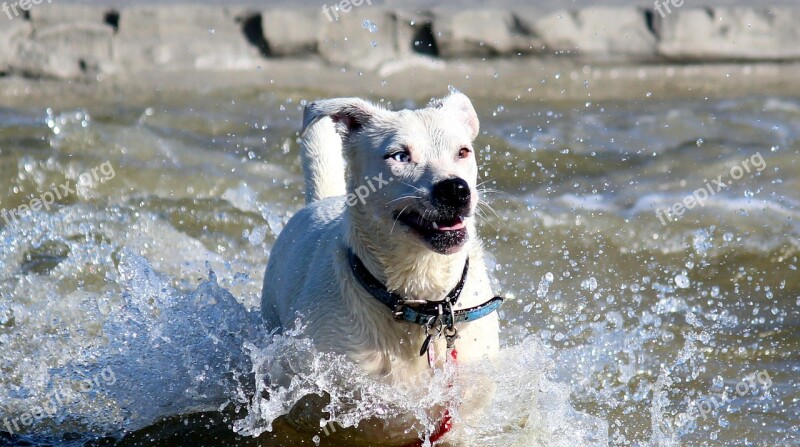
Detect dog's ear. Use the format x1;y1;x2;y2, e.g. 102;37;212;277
301;98;380;138
432;93;480;140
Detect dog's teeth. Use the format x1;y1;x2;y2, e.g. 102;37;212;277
432;222;439;230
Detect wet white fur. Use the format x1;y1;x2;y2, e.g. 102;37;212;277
261;93;499;444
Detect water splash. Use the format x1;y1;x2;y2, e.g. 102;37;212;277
361;19;378;33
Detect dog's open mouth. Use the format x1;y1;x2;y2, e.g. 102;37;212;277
395;210;469;254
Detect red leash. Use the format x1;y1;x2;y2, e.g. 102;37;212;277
406;348;458;447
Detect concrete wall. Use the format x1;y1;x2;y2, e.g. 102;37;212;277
1;2;799;80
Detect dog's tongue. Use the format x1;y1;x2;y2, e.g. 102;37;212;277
433;216;465;231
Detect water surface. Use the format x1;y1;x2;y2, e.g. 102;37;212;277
0;90;797;446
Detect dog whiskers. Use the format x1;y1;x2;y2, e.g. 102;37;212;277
391;206;410;235
386;195;421;206
476;200;502;231
478;199;502;220
400;181;426;194
475;207;498;231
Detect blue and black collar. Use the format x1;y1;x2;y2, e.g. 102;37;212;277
347;249;503;355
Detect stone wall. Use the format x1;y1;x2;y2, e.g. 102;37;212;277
1;3;799;80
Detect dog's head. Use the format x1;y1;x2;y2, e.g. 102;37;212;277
303;93;480;255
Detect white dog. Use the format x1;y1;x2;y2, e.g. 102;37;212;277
261;92;501;445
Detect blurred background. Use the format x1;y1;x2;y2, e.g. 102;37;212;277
0;1;798;446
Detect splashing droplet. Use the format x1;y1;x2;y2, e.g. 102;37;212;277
362;19;378;33
581;277;598;292
675;274;690;289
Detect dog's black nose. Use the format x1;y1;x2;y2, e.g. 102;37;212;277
432;178;471;212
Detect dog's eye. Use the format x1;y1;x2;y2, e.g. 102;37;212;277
386;151;412;163
458;147;471;159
